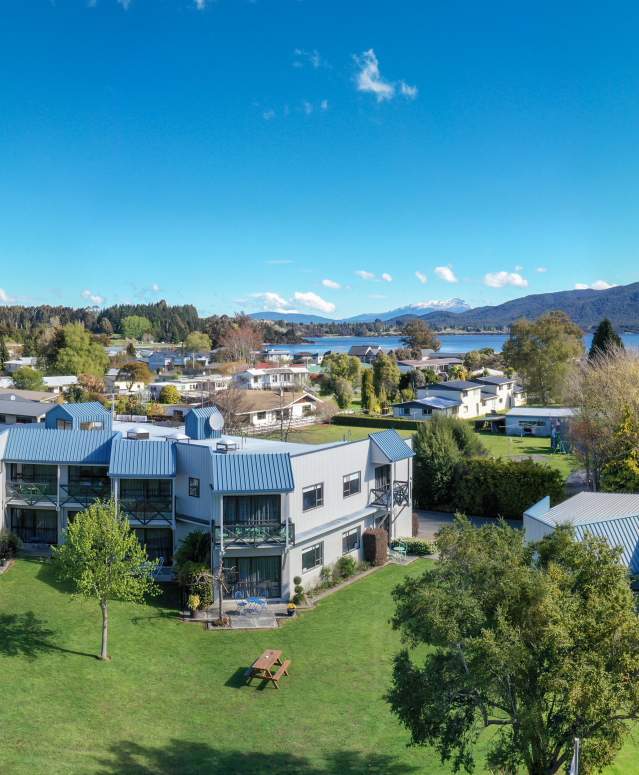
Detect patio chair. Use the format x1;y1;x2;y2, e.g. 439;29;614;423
234;589;248;615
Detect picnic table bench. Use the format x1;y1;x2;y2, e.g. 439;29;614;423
245;649;291;688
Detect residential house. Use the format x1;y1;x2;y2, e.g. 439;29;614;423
392;395;461;419
469;376;521;412
523;492;639;574
0;396;53;425
148;375;232;401
42;376;79;395
347;344;384;363
235;365;309;391
213;391;322;432
396;356;463;377
0;404;414;600
505;407;574;437
105;368;147;395
417;380;486;418
4;357;39;374
261;347;293;363
0;388;57;404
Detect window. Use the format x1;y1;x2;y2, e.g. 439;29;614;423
302;542;323;572
256;411;267;421
343;471;361;498
57;419;72;430
80;421;104;431
188;477;200;498
223;494;280;524
303;483;323;511
342;527;360;554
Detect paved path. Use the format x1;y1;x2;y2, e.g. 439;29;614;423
415;510;522;542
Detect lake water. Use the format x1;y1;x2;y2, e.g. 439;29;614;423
270;333;639;356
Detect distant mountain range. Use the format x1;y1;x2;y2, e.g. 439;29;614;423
248;298;471;325
248;283;639;330
419;282;639;331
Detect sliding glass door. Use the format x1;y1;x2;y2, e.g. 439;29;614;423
222;556;282;598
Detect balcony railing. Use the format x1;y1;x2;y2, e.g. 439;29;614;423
119;497;173;526
11;525;58;545
60;480;111;506
214;521;294;547
6;480;57;505
369;481;410;509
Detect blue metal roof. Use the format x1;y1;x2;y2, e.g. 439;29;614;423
574;516;639;574
109;438;176;478
45;401;112;431
3;428;117;465
211;452;294;493
185;406;223;440
369;429;415;462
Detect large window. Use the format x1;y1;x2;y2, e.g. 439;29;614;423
302;542;323;573
120;479;172;500
56;419;73;430
188;477;200;498
134;528;173;564
343;471;361;498
223;495;281;524
303;483;323;511
342;527;361;554
223;555;281;598
80;421;104;431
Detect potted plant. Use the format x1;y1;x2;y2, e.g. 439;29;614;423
287;602;296;617
187;593;202;619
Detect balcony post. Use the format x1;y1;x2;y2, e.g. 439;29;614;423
56;464;61;539
113;478;119;516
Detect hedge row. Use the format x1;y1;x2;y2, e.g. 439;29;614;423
392;537;435;556
332;414;421;431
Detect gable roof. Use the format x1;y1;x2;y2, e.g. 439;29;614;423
472;376;515;386
369;429;415;462
532;492;639;527
109;438;176;478
3;428;117;465
432;380;482;392
0;399;51;418
49;401;109;420
507;407;574;418
216;391;320;415
394;396;462;410
210;452;294;493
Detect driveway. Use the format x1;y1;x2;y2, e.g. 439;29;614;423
415;509;523;542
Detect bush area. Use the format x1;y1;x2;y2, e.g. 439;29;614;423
307;556;370;595
391;537;434;556
332;414;421;430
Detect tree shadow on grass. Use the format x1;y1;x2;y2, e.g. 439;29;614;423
0;611;95;660
95;740;419;775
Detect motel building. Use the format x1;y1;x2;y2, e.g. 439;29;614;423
0;403;414;601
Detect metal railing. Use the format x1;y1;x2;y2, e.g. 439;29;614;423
369;481;410;509
224;579;282;599
6;480;57;505
214;520;294;547
10;525;58;545
60;480;111;505
119;497;173;525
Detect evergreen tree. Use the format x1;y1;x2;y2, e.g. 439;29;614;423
0;335;8;370
589;318;623;360
361;369;374;412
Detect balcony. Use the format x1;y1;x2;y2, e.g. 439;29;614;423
6;480;57;506
60;480;111;506
214;520;294;547
119;497;173;526
369;481;410;509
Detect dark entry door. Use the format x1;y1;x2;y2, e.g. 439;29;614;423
375;464;391;489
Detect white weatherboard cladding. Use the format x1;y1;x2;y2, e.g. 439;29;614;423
174;443;218;522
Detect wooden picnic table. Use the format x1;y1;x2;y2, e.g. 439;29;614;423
245;649;291;688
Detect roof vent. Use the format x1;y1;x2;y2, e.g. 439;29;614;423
127;426;150;440
216;440;239;454
166;431;189;443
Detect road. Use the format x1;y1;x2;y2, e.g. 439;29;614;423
415;509;523;542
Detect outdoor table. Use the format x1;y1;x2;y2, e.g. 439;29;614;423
245;649;290;688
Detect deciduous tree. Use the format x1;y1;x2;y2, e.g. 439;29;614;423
183;331;212;352
12;366;45;390
158;385;181;404
51;323;109;378
117;361;154;391
372;353;400;400
52;500;158;660
121;315;153;341
401;319;441;355
388;518;639;775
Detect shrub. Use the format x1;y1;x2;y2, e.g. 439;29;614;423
176;561;213;608
0;530;21;559
292;577;305;605
174;530;210;568
392;537;434;556
333;555;357;581
412;422;461;507
187;593;201;611
363;528;388;566
452;458;565;519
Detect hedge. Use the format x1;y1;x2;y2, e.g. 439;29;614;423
392;537;435;556
332;414;421;431
452;458;564;519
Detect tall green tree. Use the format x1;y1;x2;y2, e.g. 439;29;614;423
0;335;8;370
360;369;374;412
12;366;45;390
52;500;158;660
388;518;639;775
121;315;153;341
159;384;181;404
372;353;401;400
502;311;584;404
600;408;639;492
589;318;623;360
401;319;441;355
117;361;154;390
183;331;212;352
412;421;462;506
322;353;361;389
52;323;109;377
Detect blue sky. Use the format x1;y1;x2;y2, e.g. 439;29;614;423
1;1;639;319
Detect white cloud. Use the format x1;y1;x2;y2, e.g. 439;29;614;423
354;49;395;102
322;279;341;289
575;280;616;291
355;270;376;281
483;271;528;289
81;289;105;305
434;266;458;283
293;49;323;69
381;272;393;282
150;282;161;292
536;266;547;273
354;49;417;103
194;0;206;8
0;288;15;303
415;271;427;284
399;81;418;99
293;291;335;314
320;99;329;111
514;264;524;272
250;292;294;313
302;100;313;116
262;109;276;121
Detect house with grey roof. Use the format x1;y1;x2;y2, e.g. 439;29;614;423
0;403;413;600
524;492;639;574
505;407;574;437
392;395;462;420
347;344;384;363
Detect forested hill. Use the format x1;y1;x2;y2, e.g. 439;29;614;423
421;282;639;331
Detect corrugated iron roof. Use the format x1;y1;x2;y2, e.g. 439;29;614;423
369;429;415;462
211;452;294;493
52;401;110;419
573;516;639;574
3;428;117;464
539;492;639;526
109;438;176;478
507;407;574;418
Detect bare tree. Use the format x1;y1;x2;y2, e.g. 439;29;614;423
212;383;248;435
219;316;263;363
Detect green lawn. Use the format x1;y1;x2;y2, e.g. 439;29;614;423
1;558;637;774
263;423;414;444
475;432;580;478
